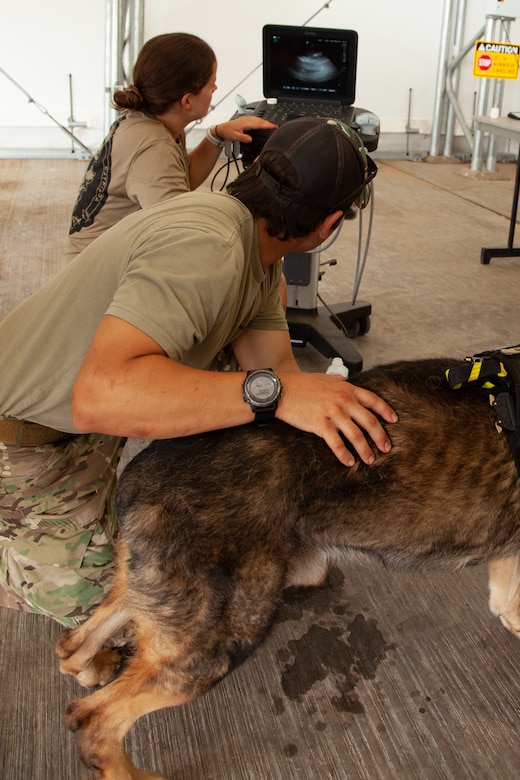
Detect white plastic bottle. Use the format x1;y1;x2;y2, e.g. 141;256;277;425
326;356;349;379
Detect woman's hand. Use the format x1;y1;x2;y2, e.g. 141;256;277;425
214;115;278;144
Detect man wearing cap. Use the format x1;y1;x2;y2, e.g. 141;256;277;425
0;117;396;625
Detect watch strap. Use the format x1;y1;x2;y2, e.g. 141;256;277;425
253;406;277;426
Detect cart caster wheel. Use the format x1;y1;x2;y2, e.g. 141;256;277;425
359;316;371;335
345;320;361;338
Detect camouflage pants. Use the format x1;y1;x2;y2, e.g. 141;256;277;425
0;433;124;627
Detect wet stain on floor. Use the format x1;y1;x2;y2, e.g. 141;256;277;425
275;567;392;714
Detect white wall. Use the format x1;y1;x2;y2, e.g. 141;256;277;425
1;0;520;157
1;0;106;153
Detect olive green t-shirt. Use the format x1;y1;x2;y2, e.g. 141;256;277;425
65;112;191;259
0;192;286;432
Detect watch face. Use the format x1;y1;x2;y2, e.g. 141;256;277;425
248;371;279;406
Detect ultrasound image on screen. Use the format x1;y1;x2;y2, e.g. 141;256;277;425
267;32;351;98
289;50;339;83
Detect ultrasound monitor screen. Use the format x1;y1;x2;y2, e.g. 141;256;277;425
262;25;358;105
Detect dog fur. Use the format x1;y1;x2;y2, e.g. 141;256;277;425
55;358;520;780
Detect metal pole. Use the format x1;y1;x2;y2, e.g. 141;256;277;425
104;0;145;137
443;0;467;157
129;0;145;74
104;0;119;135
485;18;510;173
445;23;485;150
469;15;498;173
429;0;454;158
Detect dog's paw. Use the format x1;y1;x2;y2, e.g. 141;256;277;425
65;698;87;733
75;647;124;688
59;646;123;687
55;627;83;660
489;588;520;638
66;699;170;779
490;601;520;637
496;611;520;638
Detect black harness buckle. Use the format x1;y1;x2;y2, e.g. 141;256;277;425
490;392;518;432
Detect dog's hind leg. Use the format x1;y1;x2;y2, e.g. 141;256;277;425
56;579;131;687
65;550;284;779
65;630;238;780
488;555;520;636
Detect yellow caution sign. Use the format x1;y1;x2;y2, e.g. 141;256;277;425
473;40;520;79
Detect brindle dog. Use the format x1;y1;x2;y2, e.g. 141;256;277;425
56;358;520;780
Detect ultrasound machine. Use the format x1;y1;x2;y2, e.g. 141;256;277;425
235;24;380;374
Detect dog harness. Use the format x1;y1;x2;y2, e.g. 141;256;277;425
445;344;520;475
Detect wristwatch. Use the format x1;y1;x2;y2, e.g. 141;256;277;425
242;369;283;425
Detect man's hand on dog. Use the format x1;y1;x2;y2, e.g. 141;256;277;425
277;372;398;468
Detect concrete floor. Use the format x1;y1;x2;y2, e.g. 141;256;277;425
1;154;520;779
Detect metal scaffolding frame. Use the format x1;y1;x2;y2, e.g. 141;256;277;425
428;0;518;171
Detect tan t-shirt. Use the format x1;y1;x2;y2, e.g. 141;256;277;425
65;112;190;258
0;192;286;433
